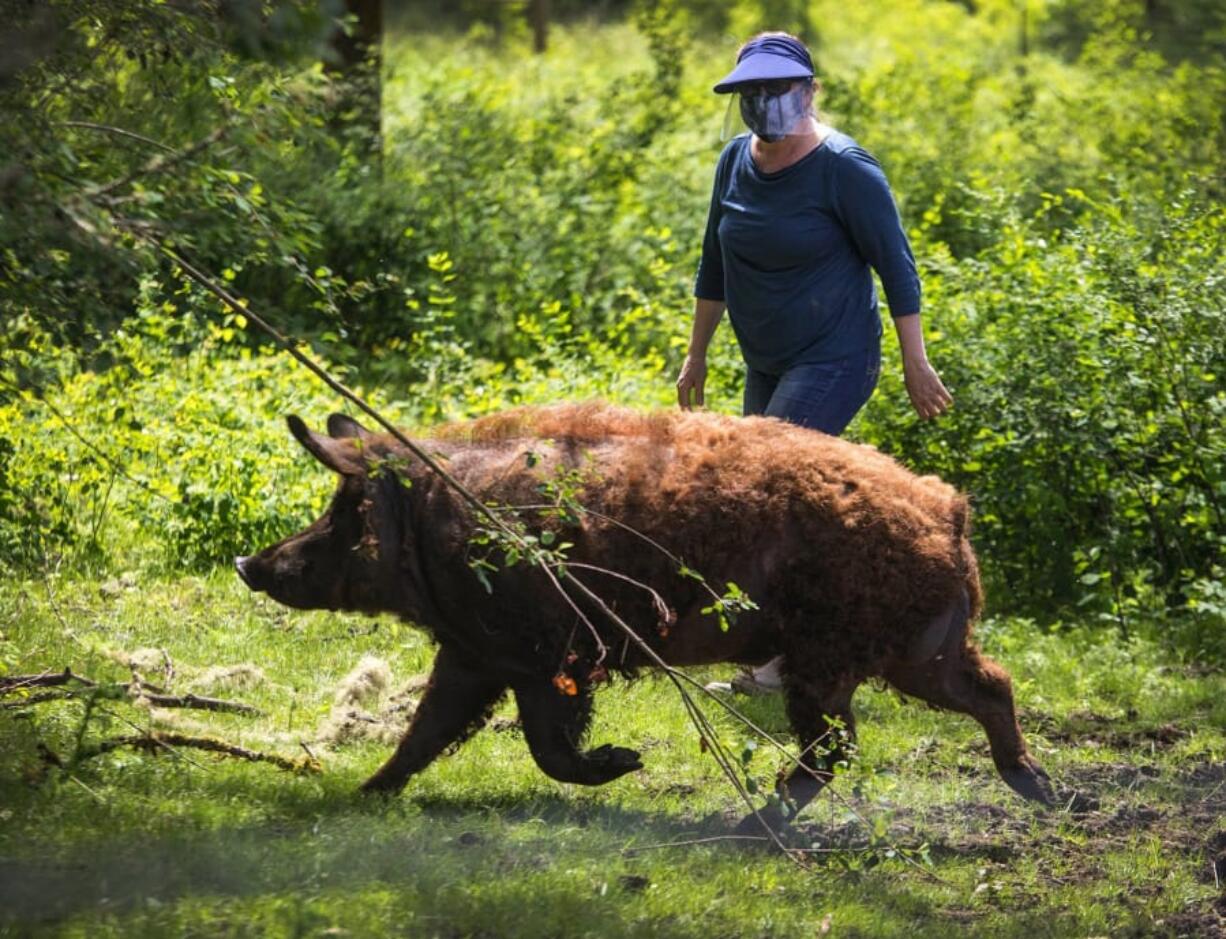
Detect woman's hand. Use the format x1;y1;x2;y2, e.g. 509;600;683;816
676;354;708;410
903;356;953;420
892;314;952;420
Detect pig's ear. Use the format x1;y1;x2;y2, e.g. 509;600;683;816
287;416;365;476
326;412;374;441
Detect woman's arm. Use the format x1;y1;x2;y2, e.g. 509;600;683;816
681;145;735;410
677;298;727;410
893;313;952;420
832;149;951;421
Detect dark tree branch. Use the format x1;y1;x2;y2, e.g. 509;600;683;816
0;668;94;693
74;732;320;773
1;669;260;714
89;125;228;200
57;121;177;153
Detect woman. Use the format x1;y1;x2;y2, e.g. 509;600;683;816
677;32;952;695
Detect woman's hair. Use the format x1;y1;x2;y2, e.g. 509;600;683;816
736;30;812;63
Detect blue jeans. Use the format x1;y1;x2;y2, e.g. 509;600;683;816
742;346;881;436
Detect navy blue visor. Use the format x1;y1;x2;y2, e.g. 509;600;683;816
713;35;815;94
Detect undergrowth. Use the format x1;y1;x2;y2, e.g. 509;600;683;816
1;571;1224;937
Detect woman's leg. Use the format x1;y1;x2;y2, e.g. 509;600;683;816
763;346;881;435
725;347;882;695
742;366;779;417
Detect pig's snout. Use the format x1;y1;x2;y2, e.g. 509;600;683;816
234;555;260;591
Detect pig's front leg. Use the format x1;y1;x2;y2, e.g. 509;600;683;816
361;644;506;795
513;678;643;785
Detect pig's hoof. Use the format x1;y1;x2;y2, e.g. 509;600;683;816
359;771;407;797
586;743;643;782
1000;755;1056;805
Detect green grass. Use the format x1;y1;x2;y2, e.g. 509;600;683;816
2;570;1223;937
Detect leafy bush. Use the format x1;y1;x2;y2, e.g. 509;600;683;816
856;189;1225;630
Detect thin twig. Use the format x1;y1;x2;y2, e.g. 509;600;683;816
504;503;724;605
98;707;209;772
151;243;498;522
563;562;675;632
89;125;227;200
66;774;108;804
58;121;177;153
39;563;92;651
558;571;801;862
0;668;93;694
1;670;259;714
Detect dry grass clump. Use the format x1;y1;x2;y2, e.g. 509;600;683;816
333;655;392;707
189;663;267;693
316;658;424;747
106;647;169;672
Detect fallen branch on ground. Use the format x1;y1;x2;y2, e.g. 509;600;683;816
73;731;320;774
131;690;261;714
0;669;260;714
0;668;95;693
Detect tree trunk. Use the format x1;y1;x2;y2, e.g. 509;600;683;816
529;0;549;54
330;0;383;71
327;0;383;161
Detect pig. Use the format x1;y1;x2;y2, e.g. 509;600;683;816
235;403;1053;829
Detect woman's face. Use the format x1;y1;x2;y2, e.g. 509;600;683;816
737;80;813;142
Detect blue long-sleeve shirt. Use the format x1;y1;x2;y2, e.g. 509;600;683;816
694;130;920;375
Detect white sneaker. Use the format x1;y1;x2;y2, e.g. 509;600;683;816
704;658;784;697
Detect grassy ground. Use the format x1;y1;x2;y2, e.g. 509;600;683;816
2;569;1223;938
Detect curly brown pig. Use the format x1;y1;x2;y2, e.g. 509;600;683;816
236;403;1054;829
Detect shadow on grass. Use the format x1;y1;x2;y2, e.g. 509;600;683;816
0;790;734;930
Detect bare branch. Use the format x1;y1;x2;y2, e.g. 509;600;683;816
0;668;94;694
57;121;177;153
1;669;260;715
1;691;67;710
561;562;675;633
76;732;321;774
88;125;228;200
134;690;261;715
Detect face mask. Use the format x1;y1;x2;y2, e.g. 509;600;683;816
738;85;810;142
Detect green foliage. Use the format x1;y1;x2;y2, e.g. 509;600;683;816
700;582;760;633
0;0;348;348
1;0;1223;657
0;298;343;571
2;577;1224;937
857;189;1226;632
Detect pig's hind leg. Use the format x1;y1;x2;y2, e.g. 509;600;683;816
361;644;506;795
513;678;643;785
883;594;1054;805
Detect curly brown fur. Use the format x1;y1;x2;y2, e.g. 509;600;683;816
242;402;1052;816
403;404;977;679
